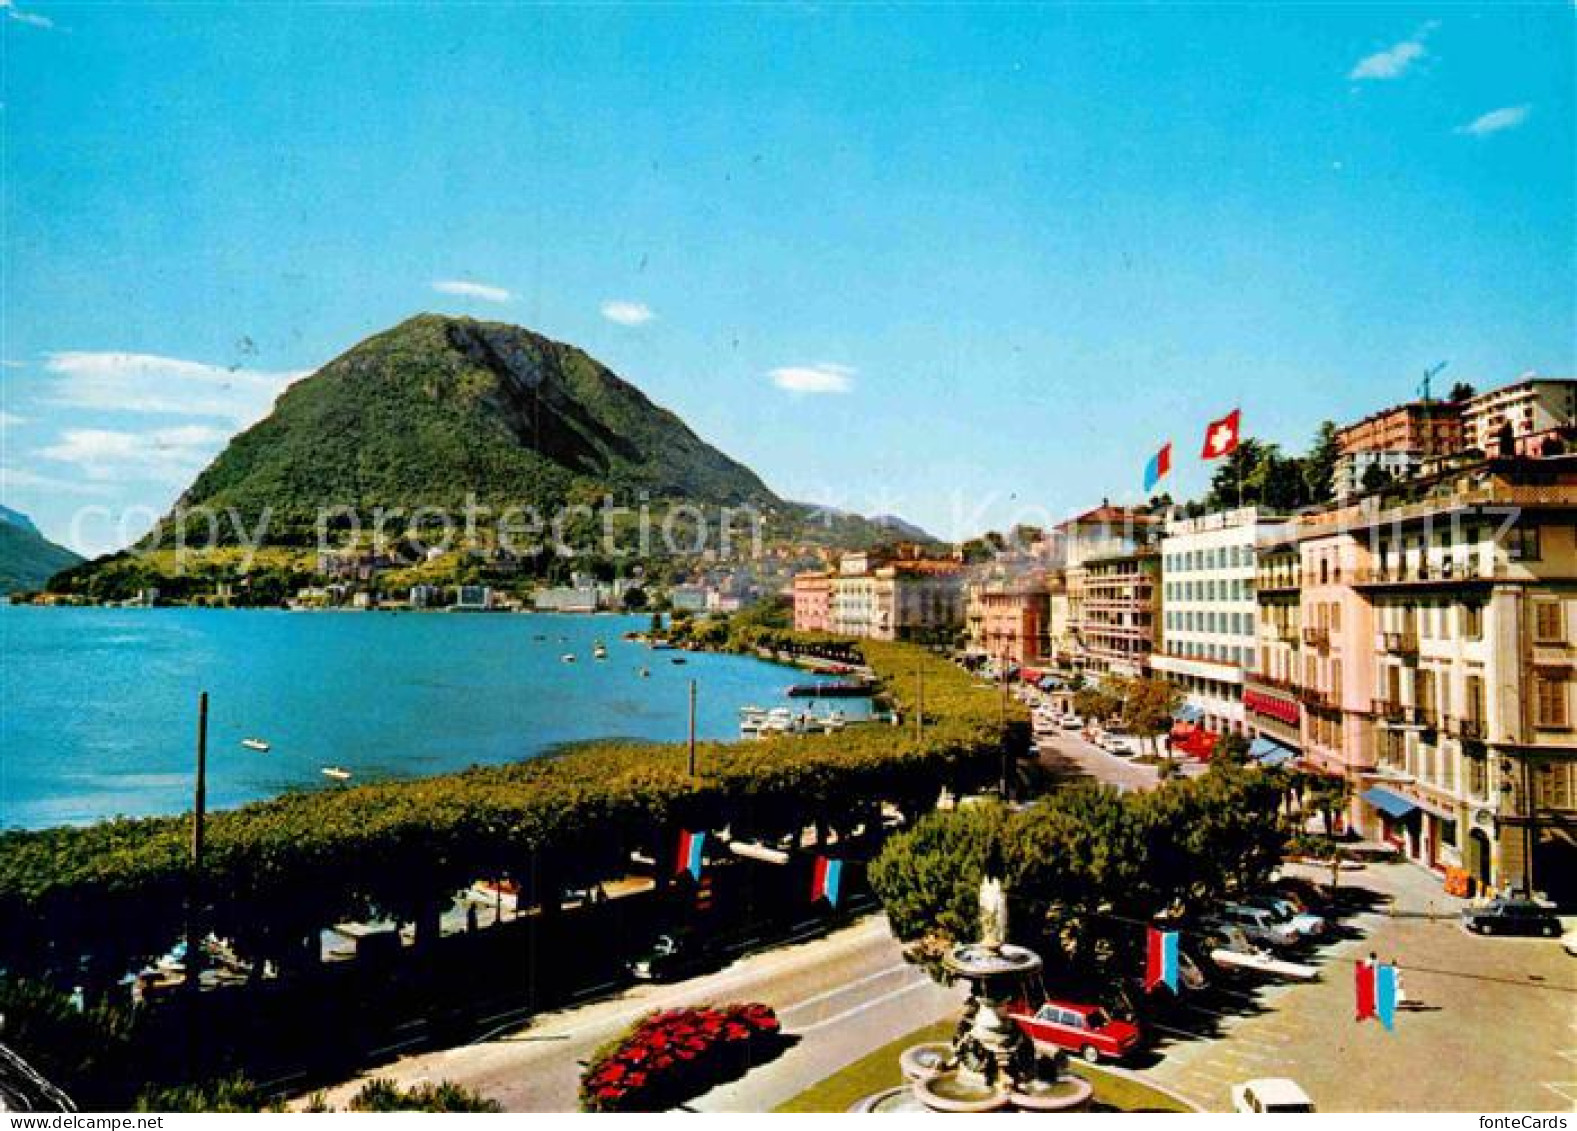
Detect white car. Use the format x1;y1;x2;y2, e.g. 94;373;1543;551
1562;928;1577;957
1099;730;1143;756
1059;715;1083;730
1232;1078;1315;1113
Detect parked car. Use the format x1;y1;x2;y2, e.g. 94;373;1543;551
1212;904;1302;949
1231;1078;1316;1113
1059;714;1083;730
1098;728;1143;756
1007;998;1141;1064
1242;894;1327;938
627;930;716;981
1562;928;1577;958
1461;898;1562;938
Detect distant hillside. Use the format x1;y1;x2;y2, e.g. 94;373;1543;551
0;510;82;593
50;315;916;597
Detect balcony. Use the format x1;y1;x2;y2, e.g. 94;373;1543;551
1351;559;1499;589
1301;626;1330;650
1299;685;1337;710
1380;629;1419;658
1371;698;1407;724
1447;716;1486;741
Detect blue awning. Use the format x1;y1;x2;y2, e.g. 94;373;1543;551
1248;736;1297;767
1174;704;1204;723
1038;676;1062;691
1361;786;1418;819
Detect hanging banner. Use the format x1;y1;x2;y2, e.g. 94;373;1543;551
811;856;843;907
1144;928;1180;993
675;830;706;880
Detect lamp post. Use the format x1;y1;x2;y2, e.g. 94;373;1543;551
687;679;698;777
186;691;209;995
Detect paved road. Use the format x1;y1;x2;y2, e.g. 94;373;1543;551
302;914;958;1113
1034;728;1204;793
1142;861;1577;1112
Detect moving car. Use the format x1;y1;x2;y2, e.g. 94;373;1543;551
1007;998;1141;1064
627;930;716;981
1461;898;1562;938
1231;1078;1316;1113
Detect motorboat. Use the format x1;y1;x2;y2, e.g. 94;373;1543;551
562;653;577;663
241;737;270;753
321;766;352;782
592;641;608;660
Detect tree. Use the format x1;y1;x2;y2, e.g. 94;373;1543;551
621;585;648;611
1302;420;1341;505
1448;381;1477;403
1360;462;1394;494
1115;676;1181;758
1072;685;1122;723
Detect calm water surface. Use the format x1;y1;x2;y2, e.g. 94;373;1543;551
0;606;861;830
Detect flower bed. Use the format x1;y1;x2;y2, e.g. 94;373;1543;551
580;1003;782;1112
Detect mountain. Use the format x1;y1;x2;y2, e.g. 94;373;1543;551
108;314;909;559
0;509;82;593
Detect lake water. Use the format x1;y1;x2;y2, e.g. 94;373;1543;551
0;606;863;830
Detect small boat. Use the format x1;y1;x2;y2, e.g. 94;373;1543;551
562;653;577;664
649;640;675;651
671;656;688;665
787;680;872;699
321;766;352;782
592;642;608;660
638;667;651;678
241;738;270;753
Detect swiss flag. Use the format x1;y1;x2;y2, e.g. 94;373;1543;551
1201;409;1241;460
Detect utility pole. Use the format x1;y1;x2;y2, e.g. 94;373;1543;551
914;667;925;743
998;651;1011;801
687;679;698;777
187;691;208;994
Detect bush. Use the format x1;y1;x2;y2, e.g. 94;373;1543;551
134;1075;269;1112
580;1003;781;1112
348;1078;501;1112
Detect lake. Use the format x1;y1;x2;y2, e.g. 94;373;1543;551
0;606;861;830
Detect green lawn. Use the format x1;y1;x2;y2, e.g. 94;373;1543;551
774;1020;1192;1113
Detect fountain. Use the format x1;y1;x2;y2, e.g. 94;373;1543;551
851;851;1095;1113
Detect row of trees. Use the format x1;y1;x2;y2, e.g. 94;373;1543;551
869;763;1289;996
0;638;1023;1002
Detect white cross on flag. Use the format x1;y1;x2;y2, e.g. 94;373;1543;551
1201;409;1241;460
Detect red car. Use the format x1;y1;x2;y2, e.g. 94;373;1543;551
1007;999;1141;1064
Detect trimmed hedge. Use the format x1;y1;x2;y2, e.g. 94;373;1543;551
0;638;1024;987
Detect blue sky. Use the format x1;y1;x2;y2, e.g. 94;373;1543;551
2;3;1572;554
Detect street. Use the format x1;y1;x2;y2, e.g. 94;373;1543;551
301;914;960;1112
1033;725;1205;793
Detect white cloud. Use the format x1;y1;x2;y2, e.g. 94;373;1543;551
0;411;25;428
1;359;25;370
1349;24;1436;81
769;363;856;395
432;279;513;303
40;425;230;484
43;351;307;425
600;300;656;326
1457;104;1532;137
0;465;114;497
1;0;53;28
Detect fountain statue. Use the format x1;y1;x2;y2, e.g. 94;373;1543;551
851;842;1095;1113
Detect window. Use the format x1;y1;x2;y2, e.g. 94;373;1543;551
1533;600;1564;644
1534;674;1569;729
1508;525;1541;562
1461;603;1483;641
1331;603;1341;633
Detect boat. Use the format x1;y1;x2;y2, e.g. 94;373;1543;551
638;667;651;678
671;656;687;665
649;640;675;651
321;766;352;782
241;738;270;753
592;641;608;660
561;653;577;663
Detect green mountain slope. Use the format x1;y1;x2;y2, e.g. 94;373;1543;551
0;513;82;593
171;314;780;532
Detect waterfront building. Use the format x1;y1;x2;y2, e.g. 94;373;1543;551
1296;456;1577;901
792;571;832;633
1460;377;1577;458
667;584;710;614
452;585;493;611
534;584;600;613
1057;505;1161;678
965;570;1050;665
816;549;964;642
1244;536;1304;755
1154;507;1292;736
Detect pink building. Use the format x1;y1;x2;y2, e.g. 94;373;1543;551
792;571;832;633
1296;526;1377;797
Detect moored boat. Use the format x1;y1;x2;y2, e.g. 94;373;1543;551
241;737;270;752
321;766;352;781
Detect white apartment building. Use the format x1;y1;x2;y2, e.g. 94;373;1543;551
1461;378;1576;457
1154;507;1292;735
1333;449;1419;500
